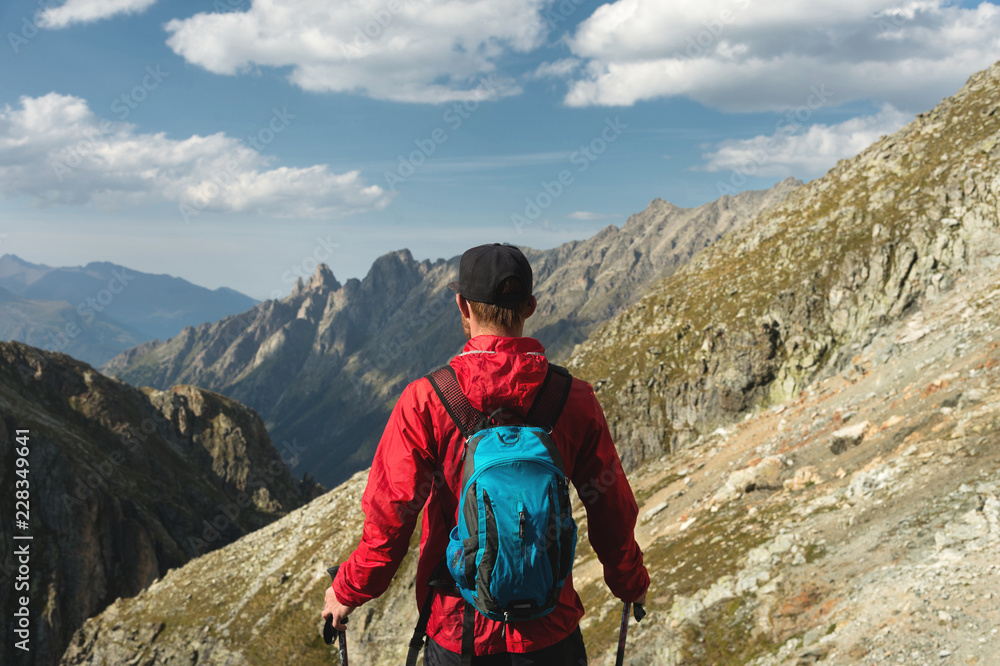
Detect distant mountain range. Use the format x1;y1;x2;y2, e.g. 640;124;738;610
0;255;257;365
104;178;799;486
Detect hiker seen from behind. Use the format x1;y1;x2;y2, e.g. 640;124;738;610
322;243;649;665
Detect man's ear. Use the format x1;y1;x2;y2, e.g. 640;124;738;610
456;293;471;319
525;295;537;320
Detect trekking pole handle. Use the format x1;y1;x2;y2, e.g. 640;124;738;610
633;603;646;622
324;566;349;666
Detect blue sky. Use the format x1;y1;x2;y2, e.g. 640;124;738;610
1;0;998;299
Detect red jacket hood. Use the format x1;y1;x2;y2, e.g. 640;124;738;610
449;336;549;414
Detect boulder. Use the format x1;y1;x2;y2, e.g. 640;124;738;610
784;466;823;491
830;421;870;454
713;456;784;504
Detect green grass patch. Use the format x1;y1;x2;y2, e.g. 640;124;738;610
633;472;683;507
680;595;780;665
804;543;828;564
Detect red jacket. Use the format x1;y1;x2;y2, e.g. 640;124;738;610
333;335;648;654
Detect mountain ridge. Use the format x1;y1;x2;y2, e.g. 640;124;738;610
104;180;799;486
0;254;258;365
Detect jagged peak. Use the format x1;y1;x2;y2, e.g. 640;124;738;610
621;199;680;231
307;264;340;291
646;197;682;212
377;248;415;266
363;248;419;281
628;186;791;228
290;264;340;298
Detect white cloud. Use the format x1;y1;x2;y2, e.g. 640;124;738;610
530;58;582;80
38;0;158;28
0;93;392;219
564;0;1000;112
164;0;549;103
701;104;911;177
567;210;616;220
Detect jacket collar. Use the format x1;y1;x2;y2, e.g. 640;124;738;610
450;336;548;413
459;335;546;356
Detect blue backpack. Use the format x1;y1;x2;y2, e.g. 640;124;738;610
406;363;577;664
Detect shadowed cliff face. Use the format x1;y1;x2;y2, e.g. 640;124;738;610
569;61;1000;472
0;341;318;666
103;181;798;488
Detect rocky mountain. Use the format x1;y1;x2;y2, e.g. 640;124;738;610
59;257;1000;665
62;60;1000;666
525;179;801;357
568;62;1000;473
103;180;798;486
0;341;319;666
0;255;258;365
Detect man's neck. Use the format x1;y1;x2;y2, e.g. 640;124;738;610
474;331;522;339
468;322;524;339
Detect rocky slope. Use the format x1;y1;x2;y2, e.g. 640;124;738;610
0;342;318;666
578;260;1000;665
568;61;1000;473
103;180;797;487
58;258;1000;665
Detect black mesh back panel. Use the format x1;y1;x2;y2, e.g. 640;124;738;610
426;363;573;438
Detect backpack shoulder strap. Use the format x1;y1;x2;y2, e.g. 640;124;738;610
426;362;573;437
405;559;458;666
425;365;488;439
525;364;573;432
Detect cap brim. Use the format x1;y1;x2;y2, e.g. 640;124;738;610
447;281;461;293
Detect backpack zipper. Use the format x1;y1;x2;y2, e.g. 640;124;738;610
464;456;563;488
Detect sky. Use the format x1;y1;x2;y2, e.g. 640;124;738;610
1;0;998;300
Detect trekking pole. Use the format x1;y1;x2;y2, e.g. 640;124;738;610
615;602;630;666
615;600;646;666
323;566;349;665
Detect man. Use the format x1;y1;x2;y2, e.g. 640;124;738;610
323;243;648;664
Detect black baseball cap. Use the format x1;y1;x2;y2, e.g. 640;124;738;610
448;243;533;304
